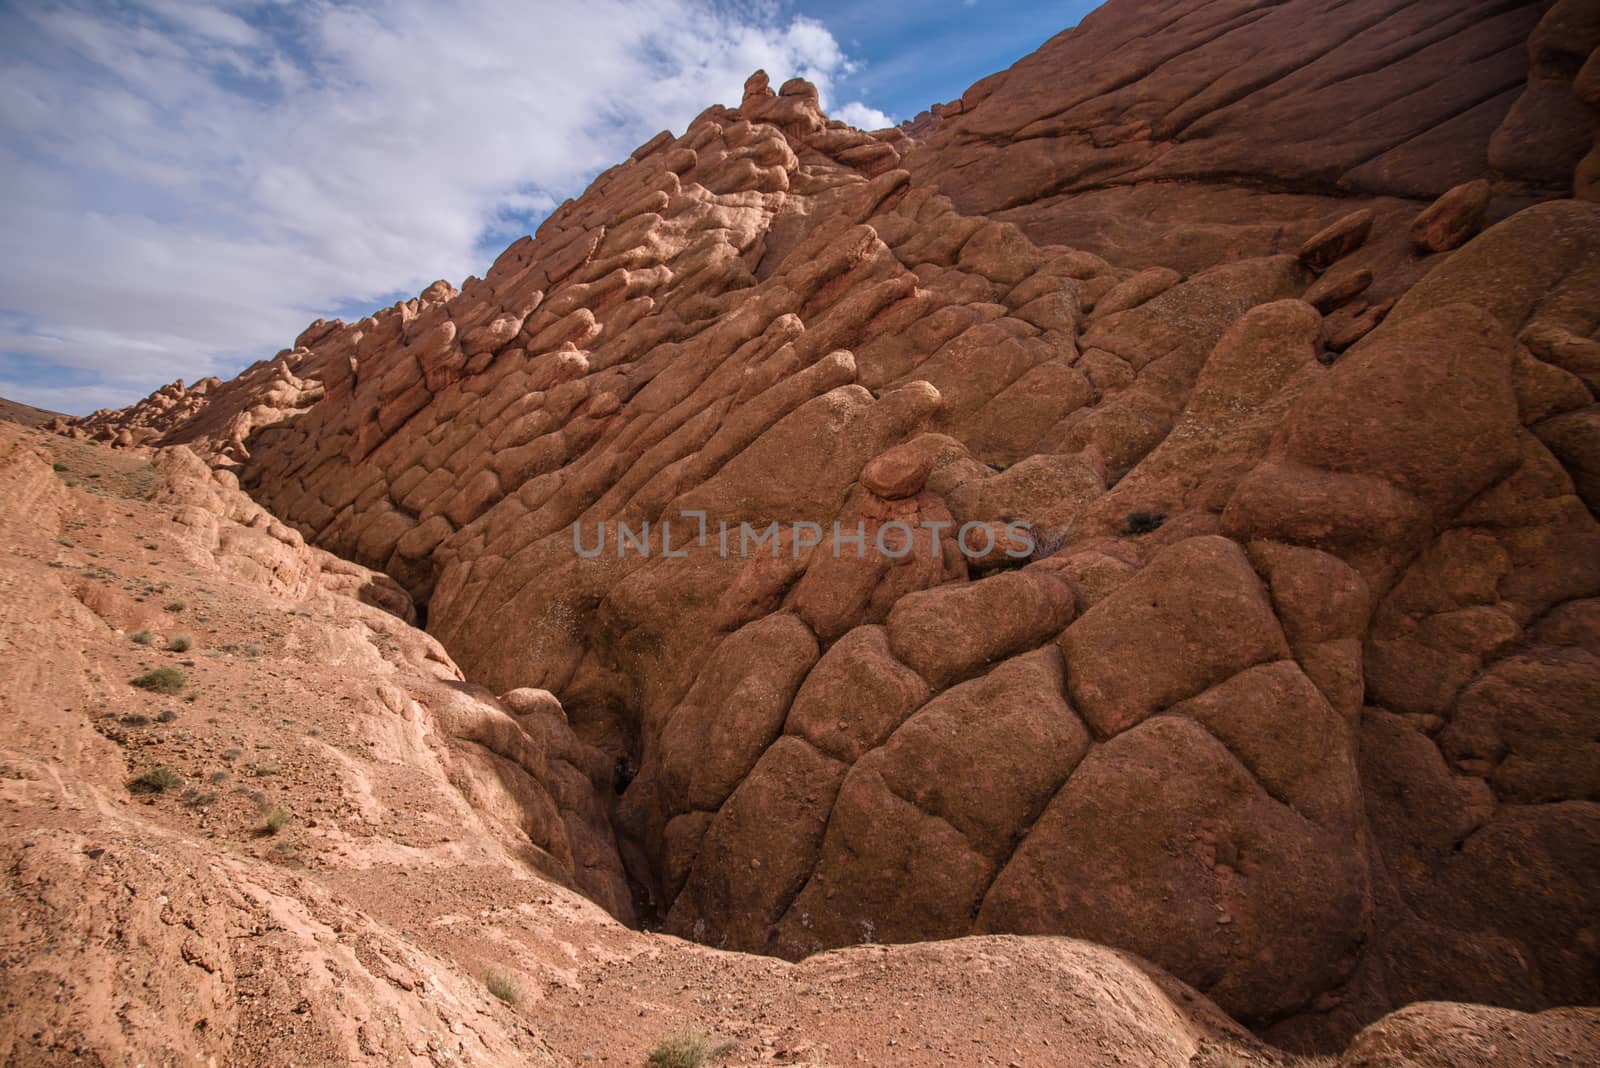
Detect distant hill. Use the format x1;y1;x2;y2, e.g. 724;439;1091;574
0;396;66;428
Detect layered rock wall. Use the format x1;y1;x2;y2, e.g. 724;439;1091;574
56;0;1600;1049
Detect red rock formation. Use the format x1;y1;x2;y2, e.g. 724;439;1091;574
53;0;1600;1052
902;0;1591;275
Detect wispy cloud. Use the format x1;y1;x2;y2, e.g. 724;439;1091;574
0;0;891;414
834;101;894;130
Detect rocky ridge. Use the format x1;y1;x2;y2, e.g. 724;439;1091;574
2;422;1284;1066
42;0;1600;1057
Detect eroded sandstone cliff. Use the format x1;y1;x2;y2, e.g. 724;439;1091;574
50;0;1600;1054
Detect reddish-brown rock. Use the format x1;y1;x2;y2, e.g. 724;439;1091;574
35;0;1600;1055
1092;266;1181;317
1299;208;1376;272
900;0;1570;275
860;442;933;499
886;569;1075;689
1409;179;1492;252
1343;1003;1600;1068
1304;266;1373;312
1059;536;1289;738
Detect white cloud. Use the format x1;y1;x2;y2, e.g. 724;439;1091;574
0;0;891;414
835;101;895;130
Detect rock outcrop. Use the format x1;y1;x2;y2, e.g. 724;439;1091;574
1;423;1280;1067
46;0;1600;1055
902;0;1595;276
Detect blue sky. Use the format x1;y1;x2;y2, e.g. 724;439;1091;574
0;0;1098;415
806;2;1091;121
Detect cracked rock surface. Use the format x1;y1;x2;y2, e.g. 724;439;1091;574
48;0;1600;1056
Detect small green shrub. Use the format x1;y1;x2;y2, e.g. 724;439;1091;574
165;635;192;653
262;807;289;835
164;600;186;612
647;1033;734;1068
130;629;154;646
182;789;218;808
485;971;519;1005
131;667;186;694
130;765;182;793
52;461;68;472
57;536;75;548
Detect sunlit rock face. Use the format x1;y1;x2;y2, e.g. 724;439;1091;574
61;0;1600;1048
